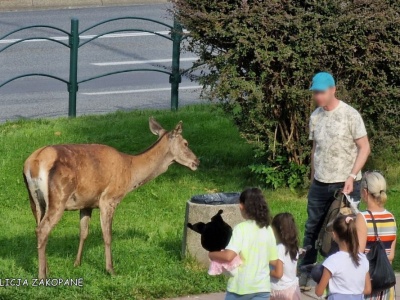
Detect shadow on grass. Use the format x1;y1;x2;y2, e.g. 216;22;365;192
0;227;153;275
157;237;183;260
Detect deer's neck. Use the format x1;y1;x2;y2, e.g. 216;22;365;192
127;136;173;191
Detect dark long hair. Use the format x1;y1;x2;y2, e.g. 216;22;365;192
239;188;271;228
333;214;360;266
272;213;300;261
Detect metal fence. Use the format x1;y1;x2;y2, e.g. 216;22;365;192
0;17;183;117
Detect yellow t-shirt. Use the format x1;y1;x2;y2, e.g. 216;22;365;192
225;220;278;295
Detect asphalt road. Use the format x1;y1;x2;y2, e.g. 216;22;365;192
0;4;203;122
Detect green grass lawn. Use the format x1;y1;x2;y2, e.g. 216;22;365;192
0;105;398;300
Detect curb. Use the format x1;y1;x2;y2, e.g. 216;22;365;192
166;274;400;299
0;0;168;11
165;292;317;300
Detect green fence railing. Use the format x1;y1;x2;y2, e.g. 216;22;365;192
0;17;184;117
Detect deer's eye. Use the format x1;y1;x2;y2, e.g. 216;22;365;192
184;142;188;147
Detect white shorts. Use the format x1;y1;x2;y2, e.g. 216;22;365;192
270;284;301;300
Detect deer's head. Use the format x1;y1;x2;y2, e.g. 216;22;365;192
149;117;200;171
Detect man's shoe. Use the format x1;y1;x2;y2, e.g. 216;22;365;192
299;272;312;292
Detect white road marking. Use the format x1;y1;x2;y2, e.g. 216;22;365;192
92;57;198;66
0;31;171;44
81;85;202;96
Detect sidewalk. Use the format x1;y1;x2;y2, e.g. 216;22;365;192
167;275;400;300
0;0;167;11
166;291;321;300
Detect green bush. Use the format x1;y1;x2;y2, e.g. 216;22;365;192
250;156;308;191
173;0;400;188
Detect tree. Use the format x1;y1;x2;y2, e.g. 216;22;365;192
172;0;400;188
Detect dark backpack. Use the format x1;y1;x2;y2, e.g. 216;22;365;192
366;210;396;293
316;190;356;257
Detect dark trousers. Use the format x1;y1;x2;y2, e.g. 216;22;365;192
300;179;361;267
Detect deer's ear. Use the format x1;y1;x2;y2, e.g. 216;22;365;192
169;121;183;139
149;117;166;136
173;121;183;135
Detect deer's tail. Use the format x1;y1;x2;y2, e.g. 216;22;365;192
23;158;49;225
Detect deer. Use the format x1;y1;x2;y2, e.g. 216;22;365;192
23;117;199;279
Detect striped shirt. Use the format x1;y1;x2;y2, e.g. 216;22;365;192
360;210;396;255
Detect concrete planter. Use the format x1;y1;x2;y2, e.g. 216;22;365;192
182;193;243;267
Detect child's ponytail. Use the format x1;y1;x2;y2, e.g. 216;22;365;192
333;215;360;266
272;213;300;261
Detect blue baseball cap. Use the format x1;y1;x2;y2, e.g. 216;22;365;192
309;72;335;91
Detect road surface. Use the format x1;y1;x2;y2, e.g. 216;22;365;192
0;4;203;122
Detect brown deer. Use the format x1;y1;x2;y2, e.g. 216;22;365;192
23;118;199;279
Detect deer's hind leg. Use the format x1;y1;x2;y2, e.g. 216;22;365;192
36;204;65;279
74;208;93;267
36;177;74;279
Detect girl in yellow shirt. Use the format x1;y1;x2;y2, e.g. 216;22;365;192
209;188;278;300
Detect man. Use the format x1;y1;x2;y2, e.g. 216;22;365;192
299;72;370;291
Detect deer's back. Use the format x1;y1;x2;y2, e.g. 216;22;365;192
24;144;132;209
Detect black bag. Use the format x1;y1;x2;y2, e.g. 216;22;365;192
316;190;355;257
366;210;396;293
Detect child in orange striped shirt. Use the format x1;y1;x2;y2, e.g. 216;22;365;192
356;171;397;300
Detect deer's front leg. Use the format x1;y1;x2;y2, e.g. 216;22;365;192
99;201;117;275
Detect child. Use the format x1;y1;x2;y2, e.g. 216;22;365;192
315;215;371;300
356;171;397;299
209;188;278;300
270;213;302;300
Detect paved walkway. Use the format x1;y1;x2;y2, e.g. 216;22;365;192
166;291;321;300
167;275;400;300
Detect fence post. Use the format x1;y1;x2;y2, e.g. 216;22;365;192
170;18;182;111
68;18;79;117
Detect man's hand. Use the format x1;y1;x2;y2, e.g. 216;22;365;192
343;176;354;194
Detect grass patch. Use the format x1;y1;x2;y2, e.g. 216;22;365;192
0;104;398;299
